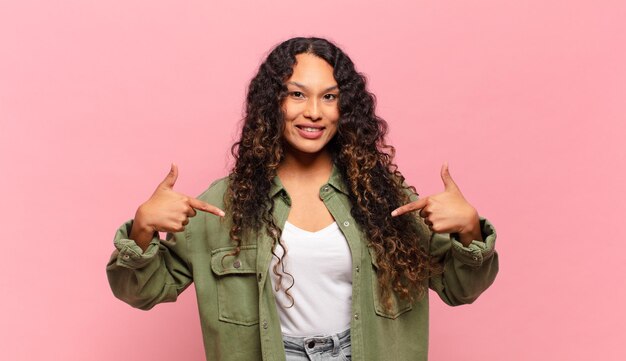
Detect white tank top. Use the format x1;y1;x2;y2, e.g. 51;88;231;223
269;221;353;337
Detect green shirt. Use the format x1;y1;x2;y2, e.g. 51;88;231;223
106;167;498;360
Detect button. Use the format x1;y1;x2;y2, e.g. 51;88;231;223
307;341;315;349
258;273;262;282
472;256;478;261
322;186;329;192
354;313;359;320
355;266;360;273
262;320;268;329
233;260;241;269
122;254;130;260
343;221;350;227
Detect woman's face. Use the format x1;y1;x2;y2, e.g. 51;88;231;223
281;53;340;156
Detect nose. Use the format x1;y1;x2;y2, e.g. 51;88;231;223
303;98;322;121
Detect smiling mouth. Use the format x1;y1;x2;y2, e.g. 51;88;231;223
296;125;325;132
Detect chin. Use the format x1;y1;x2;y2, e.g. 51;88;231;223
294;145;327;154
285;141;330;156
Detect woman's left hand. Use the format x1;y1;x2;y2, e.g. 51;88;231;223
391;163;482;246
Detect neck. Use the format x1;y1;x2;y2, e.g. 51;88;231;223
278;147;333;182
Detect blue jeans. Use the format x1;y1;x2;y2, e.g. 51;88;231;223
283;328;352;361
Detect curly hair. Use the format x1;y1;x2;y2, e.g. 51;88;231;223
226;37;439;309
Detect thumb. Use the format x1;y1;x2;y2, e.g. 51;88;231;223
160;163;178;189
440;162;459;192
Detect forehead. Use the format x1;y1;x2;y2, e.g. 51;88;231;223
287;53;336;86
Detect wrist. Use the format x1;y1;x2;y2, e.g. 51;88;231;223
133;205;156;233
457;212;482;246
130;208;157;252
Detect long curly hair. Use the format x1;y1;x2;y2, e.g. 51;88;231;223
226;37;439;309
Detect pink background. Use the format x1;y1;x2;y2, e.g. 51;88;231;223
1;0;625;360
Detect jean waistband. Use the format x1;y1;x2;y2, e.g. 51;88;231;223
283;328;350;356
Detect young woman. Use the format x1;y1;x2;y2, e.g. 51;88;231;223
107;37;498;361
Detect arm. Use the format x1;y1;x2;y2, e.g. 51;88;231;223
392;163;499;305
106;220;192;310
106;164;224;310
428;218;498;306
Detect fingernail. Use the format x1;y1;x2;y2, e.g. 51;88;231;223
391;210;398;217
219;210;225;217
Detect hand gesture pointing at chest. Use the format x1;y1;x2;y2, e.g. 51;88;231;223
130;164;225;251
391;163;482;246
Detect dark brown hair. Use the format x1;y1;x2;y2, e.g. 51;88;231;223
226;37;438;308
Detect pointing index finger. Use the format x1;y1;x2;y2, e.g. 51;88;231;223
391;197;428;217
189;197;226;217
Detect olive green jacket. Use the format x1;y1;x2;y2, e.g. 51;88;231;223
106;167;498;361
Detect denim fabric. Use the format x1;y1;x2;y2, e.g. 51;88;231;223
283;329;351;361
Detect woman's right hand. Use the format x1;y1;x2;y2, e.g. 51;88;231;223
129;163;225;251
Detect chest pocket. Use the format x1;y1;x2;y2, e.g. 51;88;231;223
368;247;413;319
211;245;259;326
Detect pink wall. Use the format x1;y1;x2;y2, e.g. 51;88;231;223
1;1;624;360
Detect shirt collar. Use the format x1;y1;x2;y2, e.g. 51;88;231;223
269;163;349;198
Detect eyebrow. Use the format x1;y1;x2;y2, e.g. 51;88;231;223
286;81;339;92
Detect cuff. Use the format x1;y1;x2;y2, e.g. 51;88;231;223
450;217;497;268
113;220;161;269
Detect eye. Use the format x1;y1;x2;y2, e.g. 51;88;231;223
323;93;338;101
290;91;305;99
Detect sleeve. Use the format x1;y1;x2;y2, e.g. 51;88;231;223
106;219;193;310
428;217;499;306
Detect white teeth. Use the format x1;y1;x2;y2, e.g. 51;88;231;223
301;127;321;132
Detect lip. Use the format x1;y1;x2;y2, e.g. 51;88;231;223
295;124;325;140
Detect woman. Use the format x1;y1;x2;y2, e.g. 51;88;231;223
107;37;498;361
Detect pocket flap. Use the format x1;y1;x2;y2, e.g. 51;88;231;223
367;245;413;319
367;245;379;269
211;245;257;275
